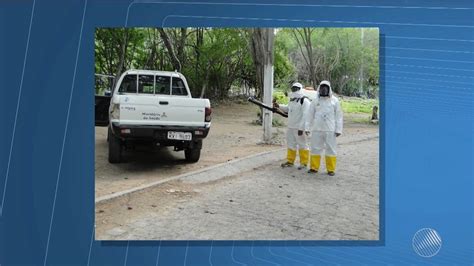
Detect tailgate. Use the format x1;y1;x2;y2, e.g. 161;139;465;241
118;95;207;127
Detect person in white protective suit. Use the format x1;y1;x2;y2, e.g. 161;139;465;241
274;82;311;169
306;80;343;176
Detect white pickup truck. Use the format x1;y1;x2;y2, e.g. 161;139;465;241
96;70;212;163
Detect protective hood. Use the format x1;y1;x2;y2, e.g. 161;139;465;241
317;80;333;97
290;82;303;92
289;89;305;98
289;82;304;97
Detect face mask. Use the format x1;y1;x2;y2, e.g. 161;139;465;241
319;85;330;97
291;86;300;92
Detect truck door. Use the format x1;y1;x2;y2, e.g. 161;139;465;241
95;73;114;126
95;95;111;126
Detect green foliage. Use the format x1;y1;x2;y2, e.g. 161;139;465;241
95;28;147;76
94;28;379;99
273;90;289;105
277;28;379;97
274;34;296;89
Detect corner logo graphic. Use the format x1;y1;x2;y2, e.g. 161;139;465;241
412;228;442;257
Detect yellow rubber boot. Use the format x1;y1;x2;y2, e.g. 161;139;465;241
325;156;337;174
309;155;321;171
284;149;296;166
299;149;309;167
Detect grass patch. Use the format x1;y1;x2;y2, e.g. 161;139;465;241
344;113;379;125
340;97;378;114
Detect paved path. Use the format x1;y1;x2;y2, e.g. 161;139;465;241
96;135;379;240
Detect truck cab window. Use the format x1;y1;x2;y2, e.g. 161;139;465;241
172;78;188;96
155;76;171;95
138;75;154;94
118;74;137;93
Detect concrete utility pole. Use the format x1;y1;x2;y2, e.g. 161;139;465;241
262;28;275;143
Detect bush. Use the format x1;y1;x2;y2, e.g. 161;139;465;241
273;90;289;105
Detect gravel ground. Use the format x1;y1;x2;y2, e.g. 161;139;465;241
95;135;379;240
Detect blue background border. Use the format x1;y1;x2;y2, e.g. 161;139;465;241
1;0;473;265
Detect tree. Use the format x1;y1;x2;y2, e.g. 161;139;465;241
250;28;274;100
291;28;318;89
94;28;145;88
279;28;379;96
157;28;182;71
94;27;379;99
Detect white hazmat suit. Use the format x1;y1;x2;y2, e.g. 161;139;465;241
306;80;343;174
278;82;311;169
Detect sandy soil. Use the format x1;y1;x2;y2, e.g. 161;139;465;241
95;102;280;198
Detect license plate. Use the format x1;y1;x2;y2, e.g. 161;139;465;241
167;131;192;141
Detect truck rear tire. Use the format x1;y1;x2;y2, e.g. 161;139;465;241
108;128;122;163
185;147;201;163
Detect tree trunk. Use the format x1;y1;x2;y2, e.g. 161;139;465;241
177;28;187;66
158;28;181;71
195;28;204;91
293;28;318;88
200;63;210;98
250;28;274;143
114;29;129;88
250;29;274;100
